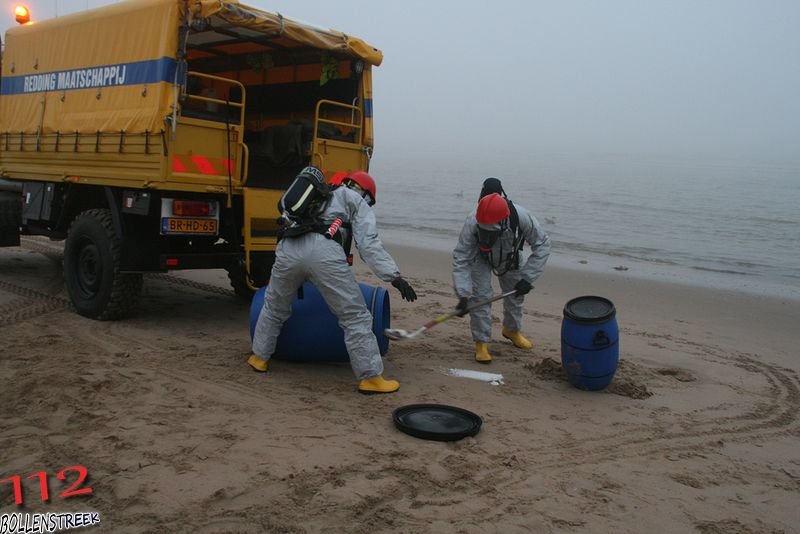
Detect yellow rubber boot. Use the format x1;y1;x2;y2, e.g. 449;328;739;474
247;354;269;372
475;342;493;364
358;376;400;394
502;329;533;350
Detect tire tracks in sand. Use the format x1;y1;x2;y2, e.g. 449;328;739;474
0;238;70;327
487;330;800;500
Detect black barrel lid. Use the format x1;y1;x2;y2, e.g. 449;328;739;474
393;404;482;442
563;296;616;323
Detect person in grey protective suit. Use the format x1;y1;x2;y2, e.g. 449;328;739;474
452;179;551;363
249;168;417;394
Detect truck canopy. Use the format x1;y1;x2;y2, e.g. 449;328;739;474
0;0;382;134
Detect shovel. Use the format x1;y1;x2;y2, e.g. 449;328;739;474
384;290;519;341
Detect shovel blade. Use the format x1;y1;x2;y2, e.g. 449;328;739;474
383;328;409;340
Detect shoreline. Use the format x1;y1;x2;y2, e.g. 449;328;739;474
380;231;800;303
379;241;799;368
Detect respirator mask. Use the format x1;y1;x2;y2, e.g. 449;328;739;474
477;223;503;253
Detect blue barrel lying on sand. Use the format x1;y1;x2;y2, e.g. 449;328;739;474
560;296;619;390
249;282;391;362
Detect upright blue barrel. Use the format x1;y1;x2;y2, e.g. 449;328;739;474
560;296;619;390
249;282;391;362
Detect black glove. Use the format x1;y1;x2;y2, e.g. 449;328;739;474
514;279;533;296
455;297;470;317
392;277;417;302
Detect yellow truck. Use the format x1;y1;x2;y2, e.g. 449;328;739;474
0;0;381;319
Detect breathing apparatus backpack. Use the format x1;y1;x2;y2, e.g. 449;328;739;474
279;166;331;224
278;166;337;241
277;167;354;264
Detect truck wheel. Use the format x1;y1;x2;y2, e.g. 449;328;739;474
226;261;255;300
226;254;274;301
63;209;143;320
0;191;22;247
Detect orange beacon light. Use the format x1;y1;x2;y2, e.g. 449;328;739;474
15;5;31;24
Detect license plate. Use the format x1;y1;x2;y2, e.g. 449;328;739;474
162;217;218;234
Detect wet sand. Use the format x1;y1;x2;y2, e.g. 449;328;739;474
1;237;798;532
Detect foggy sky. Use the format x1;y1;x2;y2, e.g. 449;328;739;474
3;0;798;162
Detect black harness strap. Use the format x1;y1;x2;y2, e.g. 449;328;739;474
280;219;354;265
340;222;354;265
281;220;326;238
478;199;524;276
319;221;353;264
508;199;524;256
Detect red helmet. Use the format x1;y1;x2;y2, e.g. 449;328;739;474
328;172;347;186
476;193;510;225
345;171;377;205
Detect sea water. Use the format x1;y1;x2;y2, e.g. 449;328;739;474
371;151;800;301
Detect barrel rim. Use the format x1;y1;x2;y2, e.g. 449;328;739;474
563;295;616;324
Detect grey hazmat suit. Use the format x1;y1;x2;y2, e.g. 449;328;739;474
252;186;402;379
452;203;551;342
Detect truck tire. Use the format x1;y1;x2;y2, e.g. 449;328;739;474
63;209;143;320
0;191;22;247
226;261;255;300
226;254;274;301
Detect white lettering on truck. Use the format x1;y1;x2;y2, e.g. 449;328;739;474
22;73;57;92
24;64;130;93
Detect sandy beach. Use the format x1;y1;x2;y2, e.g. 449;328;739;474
1;236;799;533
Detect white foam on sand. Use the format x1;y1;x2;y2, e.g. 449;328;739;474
445;368;505;386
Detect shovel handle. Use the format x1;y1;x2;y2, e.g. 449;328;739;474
423;313;457;329
423;290;519;329
462;290;519;314
388;290;524;341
